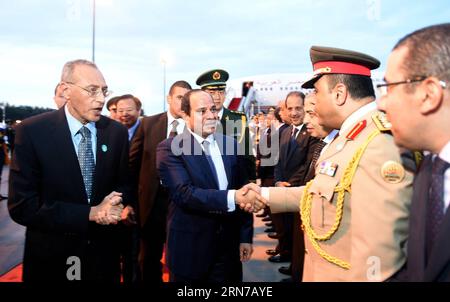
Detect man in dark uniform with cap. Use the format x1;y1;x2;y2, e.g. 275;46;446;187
196;69;256;181
244;46;417;281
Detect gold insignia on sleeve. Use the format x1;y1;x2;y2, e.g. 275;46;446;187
372;112;392;132
381;160;405;184
212;71;221;80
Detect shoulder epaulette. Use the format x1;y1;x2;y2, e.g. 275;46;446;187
372;112;392;132
229;109;245;115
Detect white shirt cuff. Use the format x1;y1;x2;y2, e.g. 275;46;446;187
227;190;236;212
261;187;270;203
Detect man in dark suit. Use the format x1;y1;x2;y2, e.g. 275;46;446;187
8;59;130;282
196;69;256;181
270;92;318;276
378;23;450;281
129;80;191;282
157;89;258;282
116;94;142;141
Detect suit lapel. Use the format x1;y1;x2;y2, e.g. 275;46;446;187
424;155;450;279
181;129;219;189
51;108;88;202
408;155;432;281
426;207;450;281
92;117;108;204
281;126;292;168
216;134;232;188
153;113;168;144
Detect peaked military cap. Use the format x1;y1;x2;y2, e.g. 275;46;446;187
196;69;229;90
302;46;380;89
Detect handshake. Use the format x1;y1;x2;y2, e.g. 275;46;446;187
89;191;137;225
234;183;268;213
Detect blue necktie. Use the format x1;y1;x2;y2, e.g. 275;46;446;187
426;156;449;259
78;126;95;201
287;127;299;156
202;140;219;188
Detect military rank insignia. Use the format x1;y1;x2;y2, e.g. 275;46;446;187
212;71;221;80
381;160;405;183
346;120;366;140
372;112;392;132
319;161;338;177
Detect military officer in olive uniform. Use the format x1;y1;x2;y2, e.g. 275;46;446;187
250;46;418;281
196;69;256;181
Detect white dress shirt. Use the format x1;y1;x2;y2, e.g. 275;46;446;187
188;128;236;212
291;124;304;139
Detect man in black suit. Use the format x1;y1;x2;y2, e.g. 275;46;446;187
377;23;450;281
156;89;257;282
8;59;130;282
270;92;318;270
129;80;191;282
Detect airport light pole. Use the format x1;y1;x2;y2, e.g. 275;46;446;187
162;58;167;112
92;0;96;62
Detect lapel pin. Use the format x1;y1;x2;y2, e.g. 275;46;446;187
101;144;108;152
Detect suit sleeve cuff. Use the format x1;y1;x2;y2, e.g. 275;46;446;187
227;190;236;212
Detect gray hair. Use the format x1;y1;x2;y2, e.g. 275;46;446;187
61;59;98;82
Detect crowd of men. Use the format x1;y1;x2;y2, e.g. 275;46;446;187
6;23;450;282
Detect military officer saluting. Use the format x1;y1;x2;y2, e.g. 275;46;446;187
247;46;417;281
196;69;256;181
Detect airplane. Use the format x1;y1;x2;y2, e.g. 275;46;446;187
224;72;384;117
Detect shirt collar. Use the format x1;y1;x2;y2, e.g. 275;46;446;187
167;111;184;127
292;124;304;132
340;101;377;134
128;118;141;139
187;127;215;147
217;108;224;120
276;123;285;131
323;129;339;144
64;105;96;137
439;140;450;163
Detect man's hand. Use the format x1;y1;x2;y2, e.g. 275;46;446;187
240;243;253;262
235;184;267;213
121;205;137;226
89;191;124;225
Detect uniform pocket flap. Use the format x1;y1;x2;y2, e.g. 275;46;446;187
308;175;339;202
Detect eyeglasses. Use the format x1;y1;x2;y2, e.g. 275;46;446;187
376;76;447;97
66;82;112;98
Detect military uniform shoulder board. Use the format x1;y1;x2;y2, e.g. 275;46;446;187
229;109;245;115
372;112;392;132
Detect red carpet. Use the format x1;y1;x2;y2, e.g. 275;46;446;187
0;264;22;282
0;263;169;282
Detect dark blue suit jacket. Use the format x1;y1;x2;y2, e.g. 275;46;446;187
407;155;450;281
157;129;253;280
8;107;130;282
